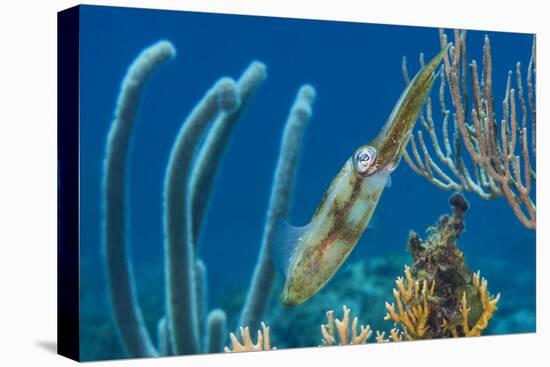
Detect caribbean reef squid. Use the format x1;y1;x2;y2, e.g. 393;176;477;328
273;46;448;306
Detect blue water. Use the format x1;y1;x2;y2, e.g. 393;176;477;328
78;5;535;360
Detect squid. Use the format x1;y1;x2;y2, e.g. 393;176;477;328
274;46;449;306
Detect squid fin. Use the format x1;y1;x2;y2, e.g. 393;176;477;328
385;173;392;188
270;218;312;278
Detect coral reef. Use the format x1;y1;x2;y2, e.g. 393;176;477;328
375;329;406;343
403;29;536;229
98;34;530;360
247;194;501;347
222;249;518;351
224;322;274;352
223;255;406;349
383;266;434;339
102;40;314;357
321;305;372;345
445;271;500;337
380;193;500;339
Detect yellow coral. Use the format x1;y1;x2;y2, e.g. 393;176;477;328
226;270;498;352
375;328;406;343
384;265;435;339
224;322;274;352
444;271;500;337
321;305;372;345
375;330;389;343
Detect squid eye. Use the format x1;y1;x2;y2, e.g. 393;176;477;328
354;146;377;174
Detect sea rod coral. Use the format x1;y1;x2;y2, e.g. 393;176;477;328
238;85;316;330
103;41;175;357
402;29;536;229
102;40;316;357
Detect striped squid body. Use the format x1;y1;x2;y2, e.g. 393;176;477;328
274;46;449;306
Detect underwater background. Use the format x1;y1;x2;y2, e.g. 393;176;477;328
78;5;535;361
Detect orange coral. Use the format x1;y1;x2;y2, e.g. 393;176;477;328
321;305;372;345
383;265;435;340
375;328;406;343
224;322;274;352
444;271;501;337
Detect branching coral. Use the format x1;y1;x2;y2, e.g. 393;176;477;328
320;305;372;345
443;271;500;337
403;29;536;229
379;193;500;340
375;329;406;343
224;322;275;352
229;305;373;351
384;266;435;339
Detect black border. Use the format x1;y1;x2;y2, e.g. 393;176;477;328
57;5;80;361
